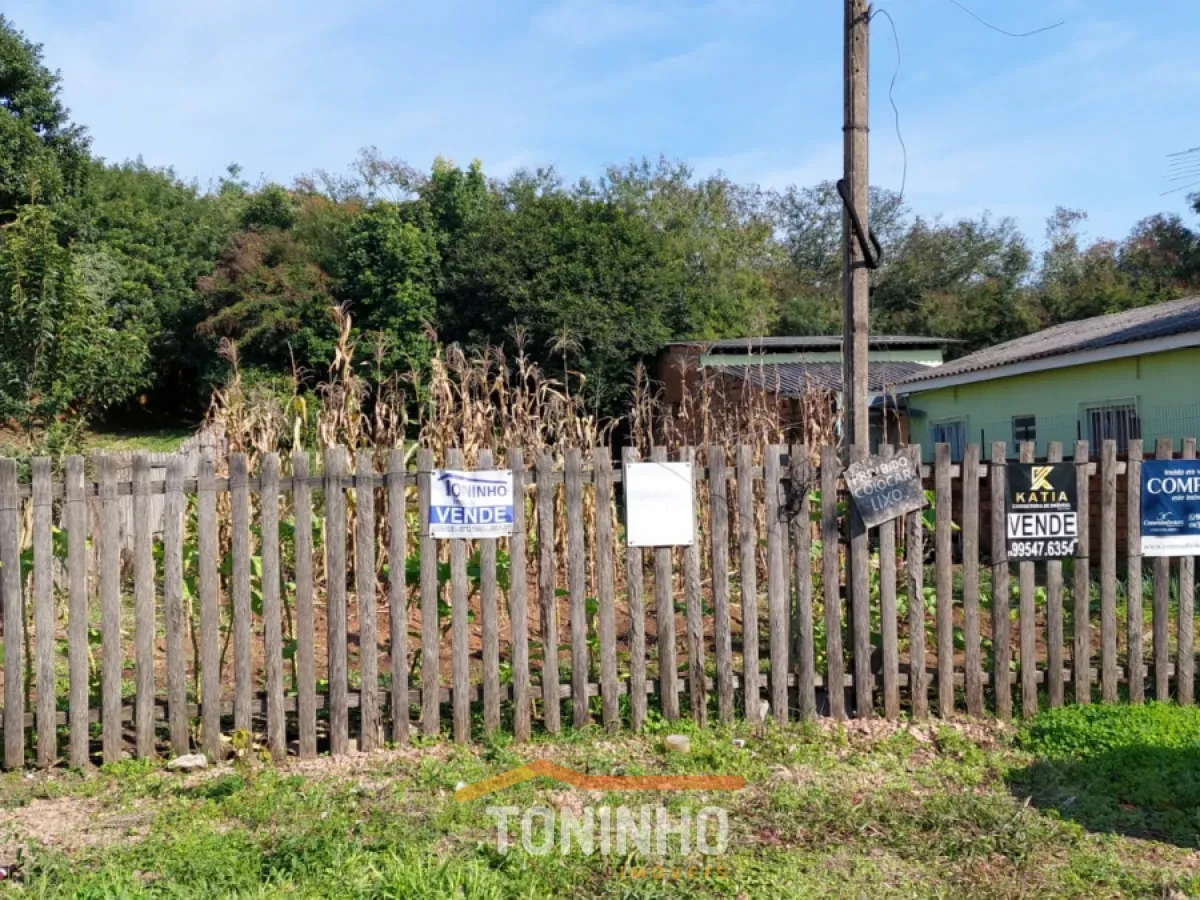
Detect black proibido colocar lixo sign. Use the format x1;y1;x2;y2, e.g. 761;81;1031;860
844;453;926;528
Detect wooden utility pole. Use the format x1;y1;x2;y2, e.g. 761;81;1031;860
842;0;870;446
843;0;873;717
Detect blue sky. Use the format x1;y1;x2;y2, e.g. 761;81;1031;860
8;0;1199;245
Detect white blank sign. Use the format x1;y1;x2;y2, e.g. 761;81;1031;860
624;461;695;547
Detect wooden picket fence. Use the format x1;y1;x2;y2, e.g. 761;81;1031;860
0;437;1196;769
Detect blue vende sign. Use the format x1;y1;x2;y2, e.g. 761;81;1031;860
1141;460;1200;557
430;469;514;539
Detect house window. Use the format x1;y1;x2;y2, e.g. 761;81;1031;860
1012;415;1037;446
931;419;966;462
1084;401;1141;453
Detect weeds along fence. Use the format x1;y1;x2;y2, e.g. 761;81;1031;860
0;437;1196;769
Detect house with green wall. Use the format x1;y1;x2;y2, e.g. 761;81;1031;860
898;295;1200;460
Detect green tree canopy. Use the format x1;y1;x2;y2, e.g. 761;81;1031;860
0;205;147;436
0;15;90;212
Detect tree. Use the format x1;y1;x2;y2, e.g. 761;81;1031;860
769;181;908;335
195;226;337;380
871;213;1034;351
0;15;90;213
336;200;440;372
0;205;147;438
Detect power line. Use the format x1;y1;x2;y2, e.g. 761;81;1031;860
1161;180;1200;197
947;0;1064;38
871;7;907;205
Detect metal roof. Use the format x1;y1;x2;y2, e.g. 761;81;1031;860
900;294;1200;387
665;335;959;351
720;361;933;397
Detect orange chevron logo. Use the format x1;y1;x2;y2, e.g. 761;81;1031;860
454;760;746;803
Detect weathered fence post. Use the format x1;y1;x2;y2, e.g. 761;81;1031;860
990;442;1011;719
478;448;501;736
293;451;318;758
1045;442;1065;708
821;446;845;720
356;450;380;750
324;447;349;755
935;443;954;718
508;448;532;742
32;458;55;767
595;448;619;730
790;444;817;721
765;445;788;724
1100;440;1119;703
708;445;735;723
962;443;982;717
386;447;410;744
1127;439;1145;703
261;454;286;762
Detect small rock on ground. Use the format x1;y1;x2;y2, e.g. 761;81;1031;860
166;753;208;772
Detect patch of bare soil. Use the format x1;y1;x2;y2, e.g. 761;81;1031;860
0;797;147;865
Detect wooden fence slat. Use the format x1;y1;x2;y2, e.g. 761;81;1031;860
536;450;561;733
790;445;817;720
594;448;619;729
97;455;123;764
230;453;253;734
651;446;680;722
821;446;845;720
1154;437;1173;701
446;448;470;744
324;447;349;754
876;446;900;719
765;445;788;724
1073;441;1092;705
163;455;189;756
1179;439;1196;706
65;457;88;767
935;443;954;718
292;452;317;757
737;444;761;723
849;444;872;719
132;455;156;758
418;449;440;737
478;449;501;736
32;459;55;767
961;443;982;717
198;451;222;760
260;454;285;762
1100;440;1119;703
623;448;648;731
1018;441;1037;718
356;451;380;751
906;446;928;718
1;460;23;768
565;448;589;729
387;447;409;744
1045;442;1065;709
1127;439;1145;704
990;442;1011;719
708;445;735;723
508;448;532;741
683;448;706;727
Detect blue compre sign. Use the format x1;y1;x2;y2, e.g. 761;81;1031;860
1142;460;1200;557
430;469;514;539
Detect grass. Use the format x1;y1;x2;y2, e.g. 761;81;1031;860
1;711;1198;898
1014;703;1200;848
83;427;193;454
